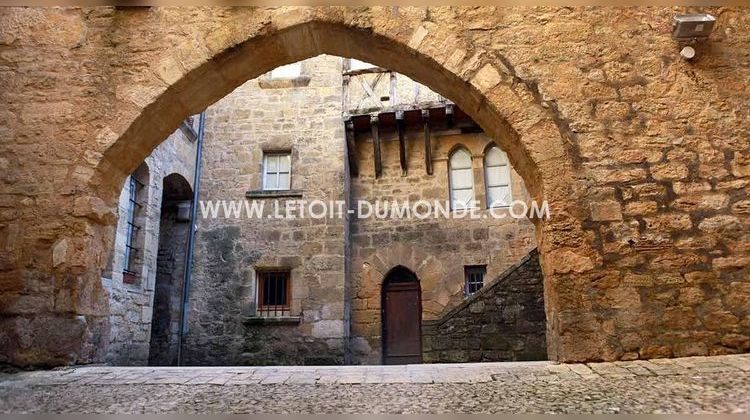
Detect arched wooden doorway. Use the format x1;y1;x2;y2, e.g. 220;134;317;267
382;266;422;365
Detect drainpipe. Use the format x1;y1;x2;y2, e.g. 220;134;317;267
177;111;205;366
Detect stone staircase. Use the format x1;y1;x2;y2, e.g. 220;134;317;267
422;249;547;363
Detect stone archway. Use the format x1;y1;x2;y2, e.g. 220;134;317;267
86;18;589;363
148;173;193;366
0;10;600;367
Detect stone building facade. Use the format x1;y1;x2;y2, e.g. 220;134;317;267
422;250;546;363
1;7;749;367
348;108;538;363
102;122;198;365
183;56;350;365
179;55;542;365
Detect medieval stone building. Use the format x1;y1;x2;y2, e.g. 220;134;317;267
102;55;545;365
0;7;748;368
102;118;199;365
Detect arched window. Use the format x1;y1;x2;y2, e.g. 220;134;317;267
484;146;512;207
449;148;475;210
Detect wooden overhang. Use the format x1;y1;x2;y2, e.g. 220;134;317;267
344;103;481;177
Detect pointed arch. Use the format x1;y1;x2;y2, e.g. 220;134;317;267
448;146;475;210
483;143;512;208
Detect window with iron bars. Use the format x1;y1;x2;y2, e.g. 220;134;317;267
123;174;145;283
464;265;486;297
257;270;291;317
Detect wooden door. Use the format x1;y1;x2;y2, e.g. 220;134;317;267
382;269;422;364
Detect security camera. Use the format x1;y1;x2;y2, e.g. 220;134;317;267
672;14;716;42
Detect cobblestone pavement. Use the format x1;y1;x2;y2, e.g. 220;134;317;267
1;355;749;413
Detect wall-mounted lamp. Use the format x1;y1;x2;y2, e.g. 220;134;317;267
672;14;716;60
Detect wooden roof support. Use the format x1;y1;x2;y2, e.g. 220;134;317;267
371;115;382;178
396;110;407;175
445;103;454;128
345;119;358;177
422;109;433;175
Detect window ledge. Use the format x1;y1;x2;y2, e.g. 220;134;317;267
246;189;303;199
258;76;311;89
244;316;301;326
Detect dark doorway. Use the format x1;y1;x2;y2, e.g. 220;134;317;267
148;173;192;366
382;266;422;365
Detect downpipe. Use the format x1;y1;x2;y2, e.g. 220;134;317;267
177;111;205;366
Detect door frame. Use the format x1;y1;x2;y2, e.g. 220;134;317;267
381;266;423;364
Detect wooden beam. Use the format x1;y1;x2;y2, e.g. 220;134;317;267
396;110;407;174
345;119;358;177
371;115;382;178
422;109;433;175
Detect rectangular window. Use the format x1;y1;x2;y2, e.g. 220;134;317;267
257;270;291;317
464;265;486;297
123;175;142;274
262;152;292;190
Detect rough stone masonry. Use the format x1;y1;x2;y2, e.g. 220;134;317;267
0;6;748;367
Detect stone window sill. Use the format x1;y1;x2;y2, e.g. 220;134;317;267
244;316;301;326
258;76;311;89
245;189;303;199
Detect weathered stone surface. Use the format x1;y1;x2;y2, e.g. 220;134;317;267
422;250;546;363
184;56;347;366
590;201;623;222
349;116;537;364
0;6;748;367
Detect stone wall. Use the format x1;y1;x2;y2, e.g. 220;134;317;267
349;128;537;363
422;249;546;363
1;7;749;367
103;126;197;365
183;55;349;365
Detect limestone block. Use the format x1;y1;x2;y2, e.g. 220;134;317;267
590;201;623;222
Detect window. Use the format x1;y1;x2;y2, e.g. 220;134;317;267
464;265;486;297
122;163;149;284
262;153;291;190
449;148;475;210
484;146;512;207
270;62;301;79
257;270;291;317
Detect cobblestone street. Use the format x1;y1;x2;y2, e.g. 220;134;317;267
1;355;749;413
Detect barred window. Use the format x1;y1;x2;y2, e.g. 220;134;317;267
257;270;291;317
464;265;486;297
122;163;149;285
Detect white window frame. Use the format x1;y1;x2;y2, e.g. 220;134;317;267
448;148;476;211
484;146;513;208
262;152;292;191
